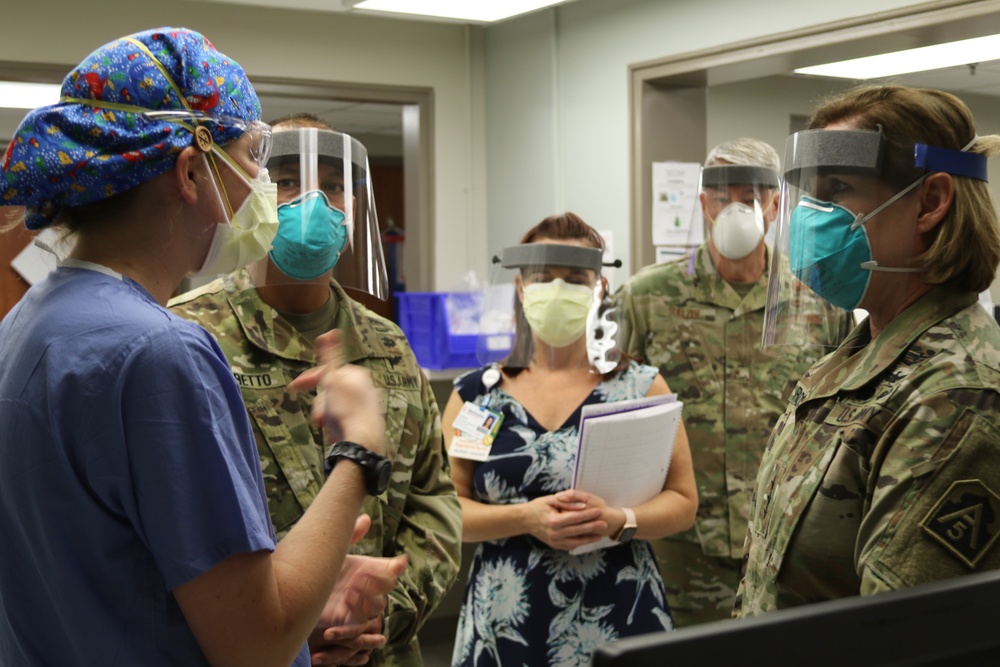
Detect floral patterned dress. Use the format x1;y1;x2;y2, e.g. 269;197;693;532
451;362;673;667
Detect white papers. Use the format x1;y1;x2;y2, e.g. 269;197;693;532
570;394;683;555
651;161;703;248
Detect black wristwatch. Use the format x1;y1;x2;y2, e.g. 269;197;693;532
324;441;391;496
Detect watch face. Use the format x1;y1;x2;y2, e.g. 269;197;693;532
373;459;392;495
327;442;391;496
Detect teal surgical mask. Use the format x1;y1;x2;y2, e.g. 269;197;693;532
789;179;924;310
271;190;348;280
521;278;594;347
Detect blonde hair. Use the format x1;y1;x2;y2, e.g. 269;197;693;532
809;85;1000;293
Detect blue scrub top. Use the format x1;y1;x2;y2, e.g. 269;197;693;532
0;265;309;665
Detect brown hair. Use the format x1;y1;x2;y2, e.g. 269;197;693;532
808;85;1000;292
503;212;631;379
267;112;334;131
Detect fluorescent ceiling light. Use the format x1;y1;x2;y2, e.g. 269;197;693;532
795;34;1000;79
353;0;568;23
0;81;61;109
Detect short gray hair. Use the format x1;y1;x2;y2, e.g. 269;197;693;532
705;137;780;170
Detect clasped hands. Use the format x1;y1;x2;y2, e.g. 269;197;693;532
524;490;626;551
306;516;409;666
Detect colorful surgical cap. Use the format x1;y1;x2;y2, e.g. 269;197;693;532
0;27;261;229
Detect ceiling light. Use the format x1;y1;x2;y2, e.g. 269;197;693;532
0;81;61;109
795;34;1000;79
352;0;569;23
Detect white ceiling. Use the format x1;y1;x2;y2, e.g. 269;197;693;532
794;58;1000;97
185;0;579;25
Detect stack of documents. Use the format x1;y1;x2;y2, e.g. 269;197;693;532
570;394;683;554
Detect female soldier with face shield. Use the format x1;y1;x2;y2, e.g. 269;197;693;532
0;29;396;666
443;212;697;667
738;85;1000;617
170;114;461;667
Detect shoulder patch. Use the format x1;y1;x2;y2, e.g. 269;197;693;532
920;479;1000;569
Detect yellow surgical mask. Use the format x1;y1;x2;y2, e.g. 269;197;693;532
521;278;594;347
191;156;279;278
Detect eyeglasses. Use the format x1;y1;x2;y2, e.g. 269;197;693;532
144;110;273;167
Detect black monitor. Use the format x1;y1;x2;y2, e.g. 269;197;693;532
591;570;1000;666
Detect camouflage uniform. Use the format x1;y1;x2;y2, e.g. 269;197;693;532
735;286;1000;617
614;245;851;626
169;271;462;666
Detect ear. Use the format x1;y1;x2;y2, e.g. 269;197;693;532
916;172;954;234
514;273;524;301
699;191;708;214
599;276;610;300
762;189;780;223
172;146;203;205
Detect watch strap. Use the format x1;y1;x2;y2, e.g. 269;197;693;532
325;441;391;495
614;507;637;542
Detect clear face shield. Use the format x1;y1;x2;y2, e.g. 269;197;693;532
700;164;780;263
247;127;389;299
477;242;623;373
762;128;987;349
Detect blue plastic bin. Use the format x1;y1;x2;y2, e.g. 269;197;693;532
397;292;486;370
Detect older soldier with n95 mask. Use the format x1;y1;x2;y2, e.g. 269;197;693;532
614;138;852;626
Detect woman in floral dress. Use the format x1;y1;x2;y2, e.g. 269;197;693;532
444;213;698;667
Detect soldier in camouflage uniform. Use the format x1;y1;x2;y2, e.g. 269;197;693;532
170;114;461;665
736;85;1000;616
615;139;851;626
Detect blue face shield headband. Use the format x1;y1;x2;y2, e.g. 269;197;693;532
786;131;986;310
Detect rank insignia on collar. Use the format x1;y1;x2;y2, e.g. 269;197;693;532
920;480;1000;569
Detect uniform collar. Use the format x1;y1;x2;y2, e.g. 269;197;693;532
692;243;769;315
225;269;393;364
802;285;978;398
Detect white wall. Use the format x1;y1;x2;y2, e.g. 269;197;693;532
483;0;931;280
0;0;487;292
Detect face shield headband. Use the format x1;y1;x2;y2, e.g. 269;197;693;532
486;243;622;373
266;129;370;240
783;129;987;189
701;164;780;190
701;164;781;260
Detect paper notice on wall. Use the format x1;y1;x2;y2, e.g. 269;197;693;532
651;161;702;249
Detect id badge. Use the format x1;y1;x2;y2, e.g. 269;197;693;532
449;401;503;461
